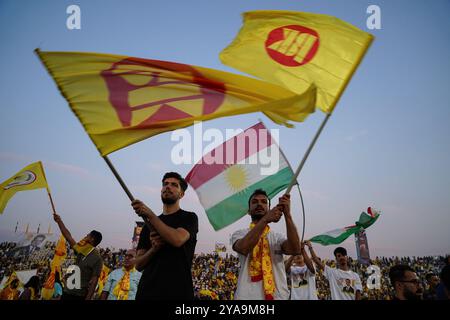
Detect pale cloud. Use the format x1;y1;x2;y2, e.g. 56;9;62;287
0;152;91;178
345;129;368;142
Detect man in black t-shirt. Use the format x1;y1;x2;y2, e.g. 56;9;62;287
131;172;198;300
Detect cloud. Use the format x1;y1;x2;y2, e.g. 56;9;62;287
0;152;91;178
345;129;368;142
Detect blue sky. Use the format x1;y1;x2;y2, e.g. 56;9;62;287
0;0;449;259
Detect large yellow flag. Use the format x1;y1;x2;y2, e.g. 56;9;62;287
220;11;374;114
0;161;49;213
41;235;67;300
36;50;316;156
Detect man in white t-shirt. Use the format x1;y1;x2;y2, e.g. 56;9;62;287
230;189;301;300
308;242;362;300
285;241;318;300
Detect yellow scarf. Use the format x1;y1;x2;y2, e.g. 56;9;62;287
29;287;36;300
112;267;135;300
249;223;275;300
73;238;94;256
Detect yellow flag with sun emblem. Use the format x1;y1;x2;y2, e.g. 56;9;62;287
185;122;295;230
220;10;374;113
36;49;317;156
0;161;49;214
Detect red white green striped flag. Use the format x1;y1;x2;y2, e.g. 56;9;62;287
185;122;295;230
310;207;380;245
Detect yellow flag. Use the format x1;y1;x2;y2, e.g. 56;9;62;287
220;10;374;113
96;265;111;296
36;50;316;156
41;235;67;300
0;161;49;213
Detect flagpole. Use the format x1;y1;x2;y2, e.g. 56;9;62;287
285;113;332;194
102;155;135;201
47;190;57;215
258;118;306;242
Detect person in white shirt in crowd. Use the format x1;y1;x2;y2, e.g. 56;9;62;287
308;243;362;300
285;240;318;300
100;249;142;300
231;189;301;300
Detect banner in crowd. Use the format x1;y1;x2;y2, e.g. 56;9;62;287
215;243;227;253
220;10;374;113
36;49;316;156
186;121;295;230
0;269;37;290
8;233;53;259
355;230;371;265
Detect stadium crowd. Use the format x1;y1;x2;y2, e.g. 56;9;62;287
0;241;448;300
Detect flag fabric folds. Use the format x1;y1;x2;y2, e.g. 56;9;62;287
310;207;380;246
36;49;317;156
220;10;374;113
186;122;295;230
41;235;67;300
0;161;50;214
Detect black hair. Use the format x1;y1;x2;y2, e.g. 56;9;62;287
248;189;270;209
54;271;61;285
425;273;435;282
89;230;103;247
389;264;415;287
162;172;188;192
333;247;347;257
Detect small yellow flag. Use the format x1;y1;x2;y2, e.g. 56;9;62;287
36;50;317;156
0;161;49;213
220;10;374;113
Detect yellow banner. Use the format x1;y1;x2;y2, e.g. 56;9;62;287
0;161;49;213
36;50;317;155
220;10;374;113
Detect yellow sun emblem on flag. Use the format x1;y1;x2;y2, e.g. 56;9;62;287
225;165;249;193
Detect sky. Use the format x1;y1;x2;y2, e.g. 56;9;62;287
0;0;449;260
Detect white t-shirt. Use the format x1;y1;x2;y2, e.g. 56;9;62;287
323;265;362;300
231;228;289;300
289;265;318;300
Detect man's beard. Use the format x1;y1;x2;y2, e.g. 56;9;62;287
161;195;177;205
404;287;422;300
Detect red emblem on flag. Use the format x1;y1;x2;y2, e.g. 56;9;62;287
101;58;226;128
265;25;319;67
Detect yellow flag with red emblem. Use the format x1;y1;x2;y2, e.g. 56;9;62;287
36;49;317;156
220;11;374;114
0;161;49;214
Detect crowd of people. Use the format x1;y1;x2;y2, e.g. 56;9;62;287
0;240;448;300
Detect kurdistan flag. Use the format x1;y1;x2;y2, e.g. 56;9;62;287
186;122;295;230
310;207;380;246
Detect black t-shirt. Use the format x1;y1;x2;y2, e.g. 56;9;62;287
136;209;198;300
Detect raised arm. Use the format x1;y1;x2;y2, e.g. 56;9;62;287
132;200;191;248
53;213;76;247
301;241;316;274
233;207;283;256
306;240;324;271
279;195;301;255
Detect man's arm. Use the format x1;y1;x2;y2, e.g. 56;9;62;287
279;195;301;255
306;241;325;270
53;214;76;247
132;200;190;248
233;207;283;256
300;241;316;274
134;233;164;272
85;275;99;300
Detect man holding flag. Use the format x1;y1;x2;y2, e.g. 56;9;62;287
52;213;103;300
131;172;198;300
231;189;301;300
